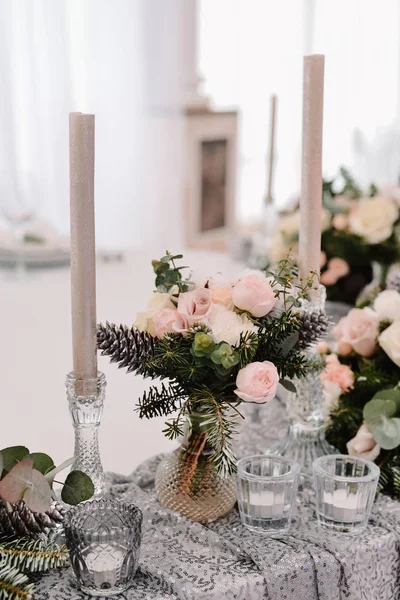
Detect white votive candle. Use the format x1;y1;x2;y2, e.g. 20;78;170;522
249;490;285;519
323;489;360;522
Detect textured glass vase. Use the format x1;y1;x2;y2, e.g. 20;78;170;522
66;372;106;497
269;286;337;486
155;412;236;523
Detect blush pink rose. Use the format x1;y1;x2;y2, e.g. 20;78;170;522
347;424;381;461
234;361;279;403
317;341;329;354
320;257;350;286
332;308;379;357
332;213;348;231
153;308;187;338
210;286;233;307
177;287;213;326
321;353;354;393
232;272;277;318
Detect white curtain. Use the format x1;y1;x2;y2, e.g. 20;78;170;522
199;0;400;222
0;0;187;250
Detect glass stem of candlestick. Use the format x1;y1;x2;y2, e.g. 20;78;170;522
268;285;337;488
66;372;106;497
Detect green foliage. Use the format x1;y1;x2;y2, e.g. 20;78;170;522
61;471;95;505
0;537;68;572
0;564;35;600
363;388;400;449
28;454;54;476
0;448;30;475
152;251;194;293
192;332;215;357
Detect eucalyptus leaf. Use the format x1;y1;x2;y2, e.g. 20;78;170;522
369;418;400;450
364;398;396;424
29;453;55;475
0;446;30;474
280;332;299;357
0;453;3;479
280;379;297;394
61;471;94;505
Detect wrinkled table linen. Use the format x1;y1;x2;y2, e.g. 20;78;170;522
34;400;400;600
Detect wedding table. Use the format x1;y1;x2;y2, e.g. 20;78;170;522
3;249;399;599
33;399;400;600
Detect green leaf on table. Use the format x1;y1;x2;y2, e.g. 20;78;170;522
61;471;94;505
0;457;52;512
280;379;297;394
0;446;30;474
29;453;55;476
0;453;3;479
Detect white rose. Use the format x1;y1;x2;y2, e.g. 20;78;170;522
208;305;258;347
378;320;400;367
134;292;175;336
349;196;399;244
322;380;342;416
347;424;381;461
373;290;400;322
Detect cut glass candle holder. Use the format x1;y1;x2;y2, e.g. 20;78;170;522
66;371;106;497
313;454;380;533
64;498;142;597
237;454;300;535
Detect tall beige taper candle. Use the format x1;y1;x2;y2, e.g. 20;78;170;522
266;94;277;204
299;55;325;287
69;112;98;379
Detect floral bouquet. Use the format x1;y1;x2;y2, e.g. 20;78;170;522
321;288;400;499
98;252;328;521
269;167;400;304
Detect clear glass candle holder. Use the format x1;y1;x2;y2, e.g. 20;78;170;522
237;454;300;535
64;499;142;597
313;454;380;533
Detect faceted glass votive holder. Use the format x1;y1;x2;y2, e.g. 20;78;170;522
237;454;300;535
313;454;380;533
64;499;142;597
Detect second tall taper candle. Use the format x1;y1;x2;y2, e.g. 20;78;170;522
298;55;325;288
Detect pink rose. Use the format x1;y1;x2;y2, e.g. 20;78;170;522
234;361;279;403
333;308;379;357
317;341;329;354
153;308;187;338
347;424;381;461
232;272;277;318
210;286;233;308
177;287;213;326
332;214;348;231
320;257;350;286
321;353;354;393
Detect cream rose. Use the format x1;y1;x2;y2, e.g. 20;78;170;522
208;305;258;346
134;292;175;336
210;286;233;308
232;271;277;318
378;320;400;367
177;287;213;326
333;308;379;357
348;196;398;244
347;424;381;461
234;361;279;403
153;308;187;338
373;290;400;322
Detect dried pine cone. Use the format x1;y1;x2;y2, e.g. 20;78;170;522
297;309;331;350
97;322;156;374
0;500;65;538
387;270;400;294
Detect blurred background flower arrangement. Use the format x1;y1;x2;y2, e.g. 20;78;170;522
266;168;400;305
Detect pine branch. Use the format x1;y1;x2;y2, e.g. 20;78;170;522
136;383;186;419
0;565;34;600
0;538;68;573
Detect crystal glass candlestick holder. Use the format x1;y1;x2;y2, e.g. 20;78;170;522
64;498;142;597
313;455;380;533
66;372;106;497
268;286;337;486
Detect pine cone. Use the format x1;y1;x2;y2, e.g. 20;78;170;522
297;309;331;350
97;322;156;374
0;500;65;538
387;270;400;294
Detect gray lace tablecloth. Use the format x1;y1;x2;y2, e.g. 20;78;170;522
35;399;400;600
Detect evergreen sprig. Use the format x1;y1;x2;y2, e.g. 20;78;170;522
0;565;35;600
0;537;68;573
